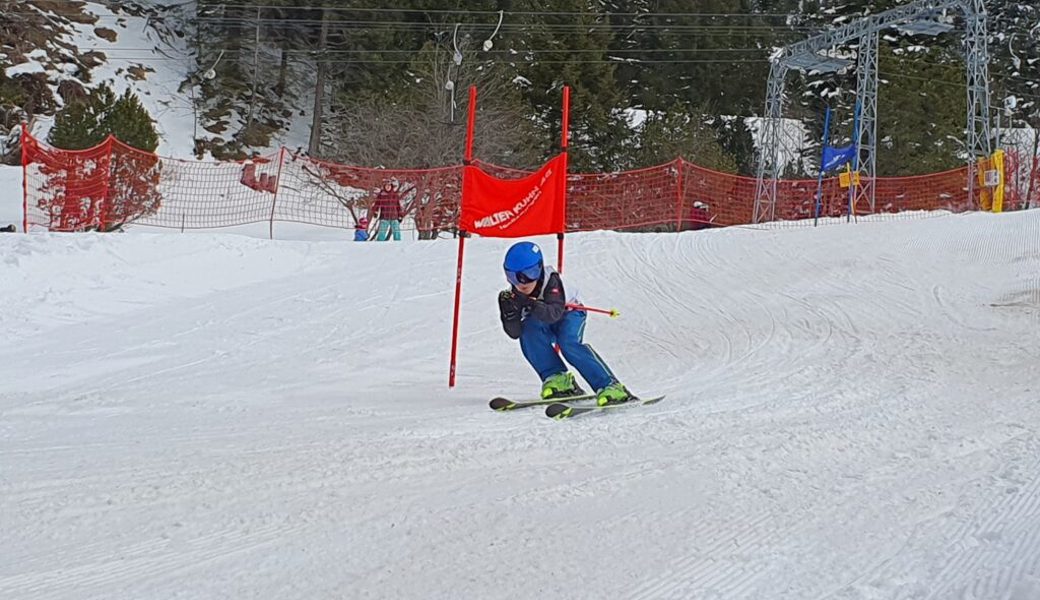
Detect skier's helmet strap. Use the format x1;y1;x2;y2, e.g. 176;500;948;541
504;241;544;286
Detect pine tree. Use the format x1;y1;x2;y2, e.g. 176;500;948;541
633;102;738;172
876;48;966;175
48;85;158;151
502;0;631;172
46;84;162;231
49;84;117;150
105;89;160;152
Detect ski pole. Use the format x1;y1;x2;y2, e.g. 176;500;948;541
566;303;620;319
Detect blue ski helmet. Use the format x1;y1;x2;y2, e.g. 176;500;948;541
503;241;543;287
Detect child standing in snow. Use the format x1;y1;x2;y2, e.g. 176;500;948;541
373;182;403;241
498;241;632;406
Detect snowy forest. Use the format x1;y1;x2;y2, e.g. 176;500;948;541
2;0;1038;175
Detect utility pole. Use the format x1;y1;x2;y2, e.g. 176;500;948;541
244;6;261;135
308;6;329;157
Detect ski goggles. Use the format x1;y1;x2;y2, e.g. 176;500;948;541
505;265;542;287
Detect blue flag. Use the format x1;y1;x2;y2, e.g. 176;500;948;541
821;143;856;172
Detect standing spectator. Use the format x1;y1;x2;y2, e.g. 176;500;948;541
354;217;369;242
373;182;403;241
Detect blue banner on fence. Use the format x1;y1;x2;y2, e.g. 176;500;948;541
822;143;857;172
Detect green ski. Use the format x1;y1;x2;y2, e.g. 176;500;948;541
545;395;666;420
489;393;596;411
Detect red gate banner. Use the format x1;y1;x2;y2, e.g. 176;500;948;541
460;153;566;237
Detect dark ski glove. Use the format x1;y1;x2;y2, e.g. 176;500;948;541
511;290;533;307
498;290;520;321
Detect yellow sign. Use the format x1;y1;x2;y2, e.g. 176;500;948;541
977;150;1005;212
992;150;1005;213
839;170;861;188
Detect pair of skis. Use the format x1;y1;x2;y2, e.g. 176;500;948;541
489;393;665;420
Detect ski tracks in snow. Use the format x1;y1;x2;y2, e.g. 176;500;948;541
3;213;1040;598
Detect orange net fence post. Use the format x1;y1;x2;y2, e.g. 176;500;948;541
23;134;113;232
20;128;1032;236
284;157;463;239
871;167;974;216
142;149;282;230
473;159;683;233
23;133;285;232
22;131;468;237
680;162;755;227
566;161;682;232
734;167;977;229
105;137;165;230
1003;131;1040;211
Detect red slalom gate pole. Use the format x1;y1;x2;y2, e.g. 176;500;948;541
449;87;479;388
558;85;569;274
448;232;467;387
464;86;477;162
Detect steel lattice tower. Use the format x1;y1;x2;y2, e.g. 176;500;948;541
752;0;992;223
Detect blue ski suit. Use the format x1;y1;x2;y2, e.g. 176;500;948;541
498;267;618;391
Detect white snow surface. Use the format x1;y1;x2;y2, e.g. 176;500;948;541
1;165;23;230
2;211;1040;599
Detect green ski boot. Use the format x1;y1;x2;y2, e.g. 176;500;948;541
596;382;633;406
541;372;583;399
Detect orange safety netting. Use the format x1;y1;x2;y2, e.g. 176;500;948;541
20;127;1035;236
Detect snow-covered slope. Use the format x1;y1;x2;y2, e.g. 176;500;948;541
0;165;23;230
1;212;1039;598
4;1;197;157
5;1;312;159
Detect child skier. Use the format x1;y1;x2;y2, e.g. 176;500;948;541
498;241;632;406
